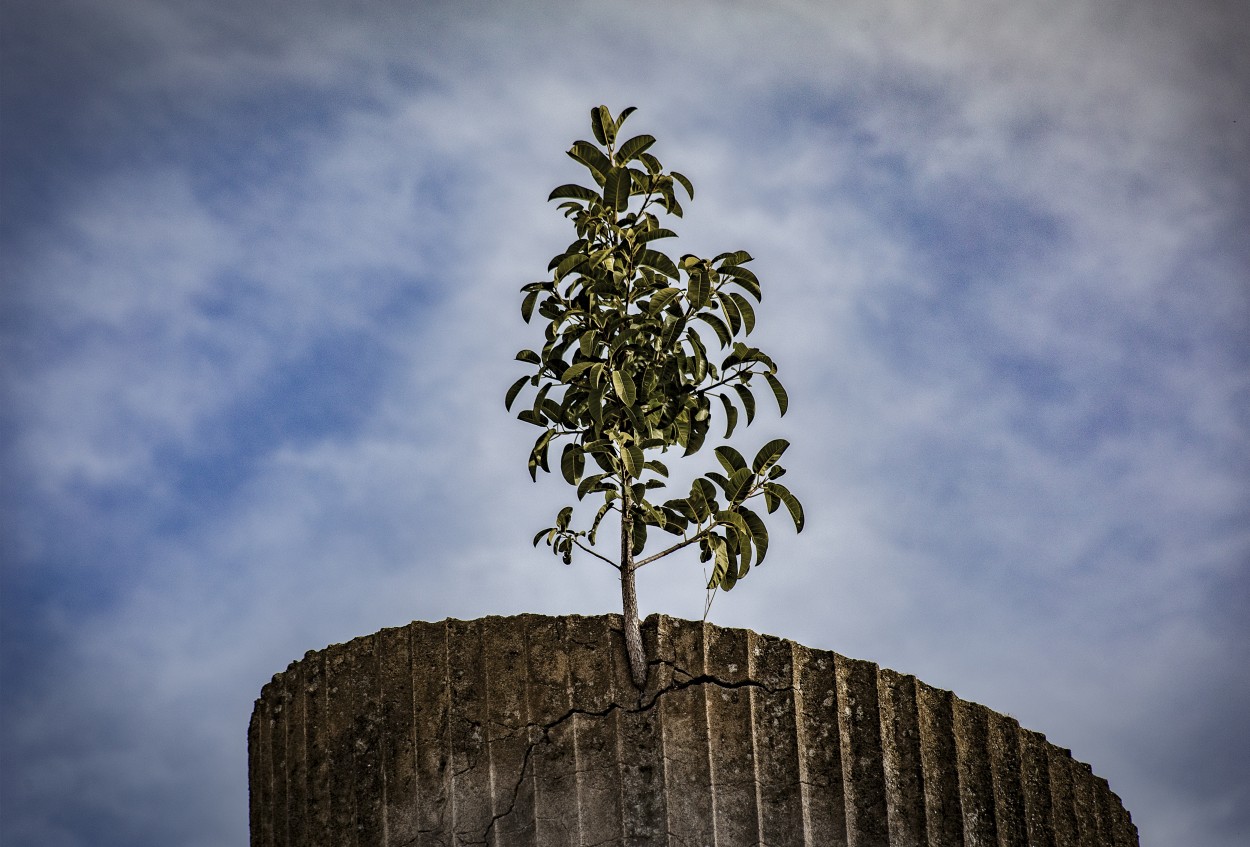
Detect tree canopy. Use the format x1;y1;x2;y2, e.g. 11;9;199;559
508;105;804;686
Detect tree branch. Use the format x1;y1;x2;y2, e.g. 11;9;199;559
634;524;715;569
570;536;618;568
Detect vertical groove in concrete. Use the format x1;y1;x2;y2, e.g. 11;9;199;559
446;619;490;839
916;682;964;847
568;615;623;843
701;622;722;847
248;696;267;846
747;631;766;847
954;698;999;847
705;622;759;841
1018;729;1056;847
289;660;308;847
303;650;329;844
323;643;355;847
480;624;498;840
568;622;586;847
527;616;573;847
1047;746;1079;847
271;677;289;847
659;618;716;845
987;711;1027;847
836;654;889;847
787;642;815;847
482;616;536;845
793;642;849;846
250;615;1137;847
628;613;667;845
878;669;927;847
1070;761;1097;847
352;638;384;847
376;632;396;847
1091;776;1113;847
752;631;806;846
407;620;446;841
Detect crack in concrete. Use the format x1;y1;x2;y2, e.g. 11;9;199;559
471;663;795;845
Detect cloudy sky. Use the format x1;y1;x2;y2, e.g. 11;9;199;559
2;0;1247;844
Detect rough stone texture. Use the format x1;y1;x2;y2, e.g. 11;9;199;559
249;614;1138;846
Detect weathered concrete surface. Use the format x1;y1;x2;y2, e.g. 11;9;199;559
249;614;1138;846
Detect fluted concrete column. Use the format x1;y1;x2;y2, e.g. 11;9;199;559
249;614;1138;846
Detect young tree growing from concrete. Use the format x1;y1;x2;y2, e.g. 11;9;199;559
508;105;804;688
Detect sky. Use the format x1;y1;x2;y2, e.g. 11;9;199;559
1;0;1247;844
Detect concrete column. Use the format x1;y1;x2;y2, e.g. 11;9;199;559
249;614;1138;847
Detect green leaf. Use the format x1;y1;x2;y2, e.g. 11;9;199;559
751;438;790;474
611;370;636;406
590;105;609;146
729;292;756;334
732;382;756;424
683;412;708;456
688;269;711;310
521;290;539;323
612;106;637;138
726;467;754;503
638;249;678;279
717;392;739;439
548;183;600;203
580;332;601;360
764;373;789;416
603;167;632;212
695;312;732;349
635;228;677;244
589;499;613;544
726;269;761;301
714;445;747;474
716;510;752;552
631;516;648;556
671;170;694;199
529;429;555;480
622;443;644;478
710;536;734;590
660;505;689;534
561;443;585;485
642;459;669;477
705;471;731;495
617;134;656;162
568;141;612;179
717;291;742;336
504;375;528;411
715;250;753;267
740;507;769;564
588;382;604;428
577;472;608;500
556;505;573;530
560;361;597;381
765;482;805;532
665;497;697;524
554;252;588;281
689;478;715;521
647;287;682;314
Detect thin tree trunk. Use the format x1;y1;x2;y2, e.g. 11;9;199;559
620;482;647;688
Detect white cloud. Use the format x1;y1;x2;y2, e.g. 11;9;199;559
3;1;1246;845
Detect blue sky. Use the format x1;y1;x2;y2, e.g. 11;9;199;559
2;1;1247;844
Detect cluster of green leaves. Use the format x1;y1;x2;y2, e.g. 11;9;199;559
507;105;803;591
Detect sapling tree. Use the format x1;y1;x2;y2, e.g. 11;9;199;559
507;105;804;688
